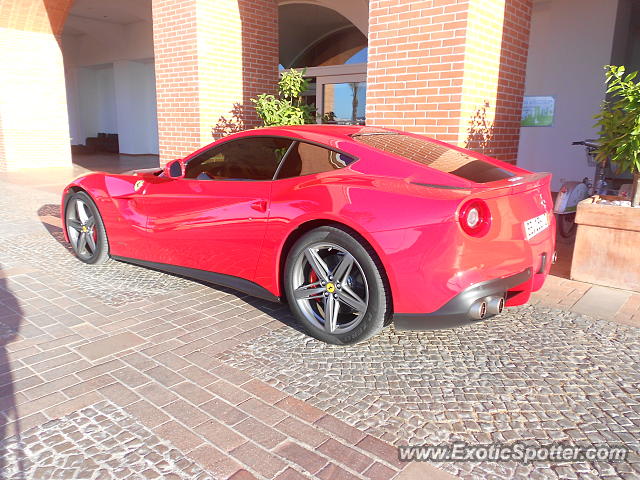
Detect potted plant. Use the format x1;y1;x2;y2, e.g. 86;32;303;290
594;65;640;206
570;66;640;290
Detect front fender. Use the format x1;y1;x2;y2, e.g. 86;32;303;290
61;173;148;257
61;174;112;243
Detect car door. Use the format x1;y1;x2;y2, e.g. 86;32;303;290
137;136;293;281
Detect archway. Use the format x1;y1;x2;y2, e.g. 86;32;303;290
61;0;159;172
278;1;369;125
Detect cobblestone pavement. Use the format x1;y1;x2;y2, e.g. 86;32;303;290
218;306;640;479
1;401;213;480
0;177;414;480
0;171;639;480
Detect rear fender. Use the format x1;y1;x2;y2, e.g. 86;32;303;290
268;213;396;300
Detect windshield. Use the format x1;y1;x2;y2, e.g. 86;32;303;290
352;133;515;183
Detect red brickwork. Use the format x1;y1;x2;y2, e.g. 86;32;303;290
151;0;201;163
0;0;72;35
485;0;532;162
367;0;532;163
0;0;73;171
152;0;278;165
232;0;280;129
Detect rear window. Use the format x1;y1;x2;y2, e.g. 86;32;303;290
352;133;515;183
276;141;354;179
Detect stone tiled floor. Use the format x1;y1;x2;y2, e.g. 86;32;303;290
530;275;640;328
0;171;440;479
0;166;638;480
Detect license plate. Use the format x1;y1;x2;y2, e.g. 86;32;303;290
524;213;549;240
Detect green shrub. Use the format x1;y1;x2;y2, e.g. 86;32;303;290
251;69;316;126
594;65;640;174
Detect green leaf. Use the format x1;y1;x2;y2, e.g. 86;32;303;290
249;69;316;127
594;65;640;174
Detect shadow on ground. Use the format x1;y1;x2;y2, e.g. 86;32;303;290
37;204;74;255
0;266;25;479
36;204;306;335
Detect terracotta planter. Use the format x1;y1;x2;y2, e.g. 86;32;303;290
571;196;640;291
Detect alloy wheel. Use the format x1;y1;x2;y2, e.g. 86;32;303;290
66;198;98;261
291;242;369;334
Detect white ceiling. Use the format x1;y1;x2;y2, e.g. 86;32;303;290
64;0;151;34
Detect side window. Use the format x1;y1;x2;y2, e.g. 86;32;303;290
277;142;354;179
185;137;293;181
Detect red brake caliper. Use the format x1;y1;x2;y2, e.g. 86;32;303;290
309;271;322;303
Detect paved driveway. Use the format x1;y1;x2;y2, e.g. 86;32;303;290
0;173;638;480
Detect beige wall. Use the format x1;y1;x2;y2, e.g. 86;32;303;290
517;0;620;190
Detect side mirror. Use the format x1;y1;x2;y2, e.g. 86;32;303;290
164;159;185;178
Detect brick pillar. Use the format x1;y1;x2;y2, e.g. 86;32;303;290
366;0;532;163
152;0;278;165
0;0;73;171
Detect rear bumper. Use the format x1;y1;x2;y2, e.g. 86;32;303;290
393;268;532;330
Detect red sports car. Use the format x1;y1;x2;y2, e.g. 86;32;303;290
62;125;555;344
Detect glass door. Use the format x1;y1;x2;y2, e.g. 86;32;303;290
296;64;367;125
316;74;367;125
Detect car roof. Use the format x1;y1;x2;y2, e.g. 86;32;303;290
239;124;397;144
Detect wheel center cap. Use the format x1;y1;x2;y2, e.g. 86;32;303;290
325;283;335;293
81;225;88;233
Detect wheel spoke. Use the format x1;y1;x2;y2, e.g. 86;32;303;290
76;200;89;223
85;216;95;228
85;231;97;252
78;232;88;254
68;226;79;249
323;296;340;333
304;248;330;281
332;253;354;283
67;219;82;231
337;285;367;314
293;282;325;300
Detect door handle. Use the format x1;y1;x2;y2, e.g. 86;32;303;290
250;200;268;213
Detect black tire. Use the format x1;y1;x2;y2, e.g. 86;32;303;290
557;212;577;239
284;226;391;345
64;191;110;265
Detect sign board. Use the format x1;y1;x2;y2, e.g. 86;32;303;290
521;96;555;127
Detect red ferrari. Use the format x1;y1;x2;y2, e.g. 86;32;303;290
62;125;555;344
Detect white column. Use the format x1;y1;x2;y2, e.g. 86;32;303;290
113;60;159;155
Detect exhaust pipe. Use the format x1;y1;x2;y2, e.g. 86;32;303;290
485;296;505;315
469;300;487;320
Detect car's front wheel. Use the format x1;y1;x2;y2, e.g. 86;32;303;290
64;191;110;265
284;226;391;345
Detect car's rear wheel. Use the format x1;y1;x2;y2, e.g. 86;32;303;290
64;191;110;265
284;226;390;345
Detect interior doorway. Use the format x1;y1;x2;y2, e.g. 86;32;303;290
279;2;368;125
61;0;159;172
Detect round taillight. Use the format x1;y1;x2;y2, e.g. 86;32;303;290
466;207;480;228
459;199;491;237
